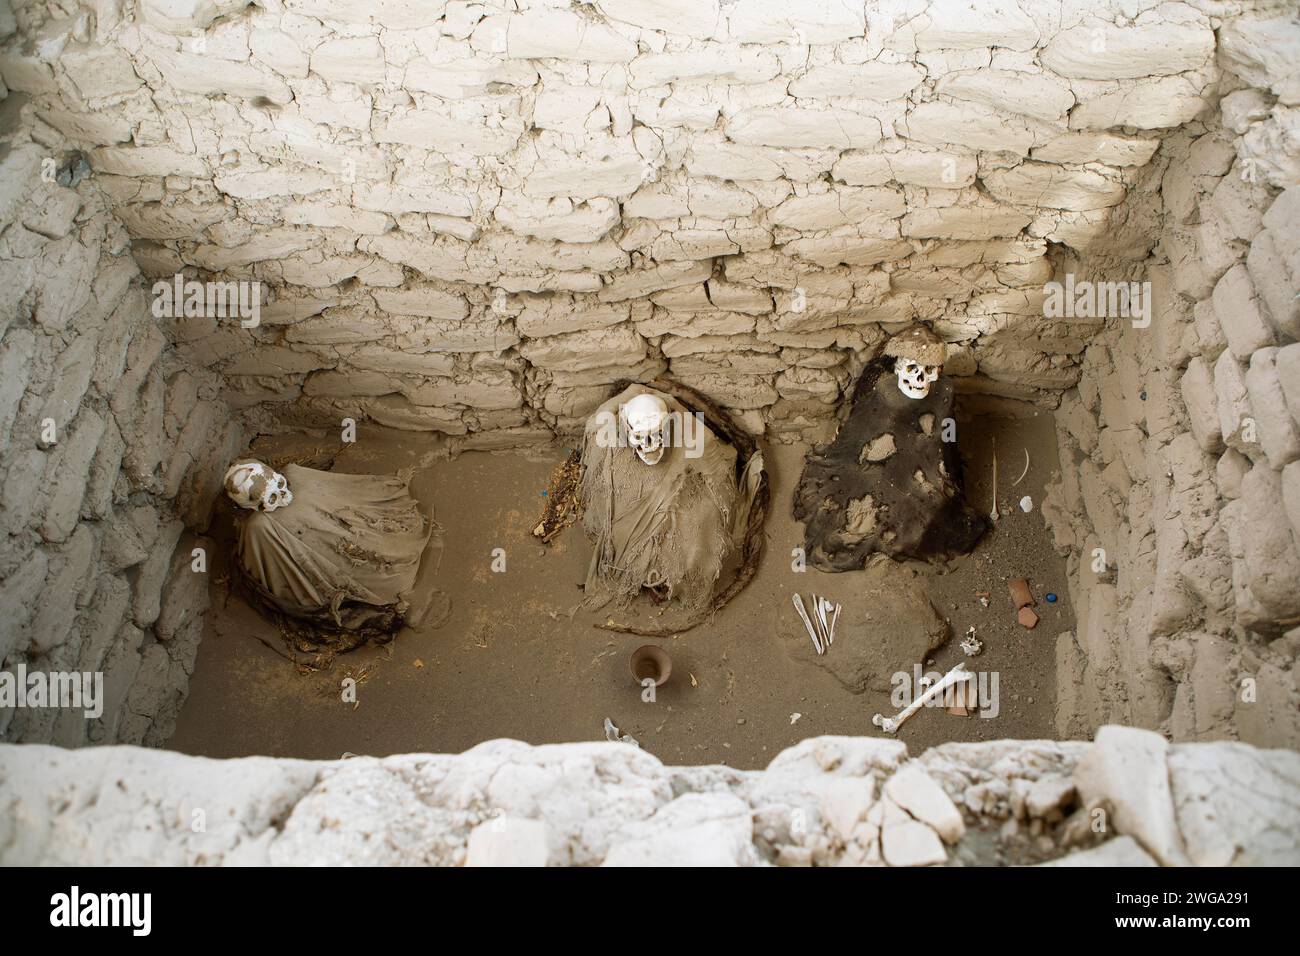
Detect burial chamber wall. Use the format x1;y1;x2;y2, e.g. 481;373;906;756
1;0;1299;754
0;69;242;746
1041;17;1300;751
0;0;1246;448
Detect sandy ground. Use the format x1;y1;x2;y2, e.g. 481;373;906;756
168;408;1071;769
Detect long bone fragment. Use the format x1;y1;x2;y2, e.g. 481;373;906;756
989;438;1000;523
872;664;973;734
1011;447;1030;487
792;594;823;655
814;595;831;646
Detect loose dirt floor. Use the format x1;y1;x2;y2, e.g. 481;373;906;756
169;406;1072;769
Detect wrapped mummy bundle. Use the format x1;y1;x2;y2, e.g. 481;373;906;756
225;460;433;636
794;326;987;569
580;384;763;616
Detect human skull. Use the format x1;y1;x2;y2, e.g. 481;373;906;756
224;460;294;512
621;393;668;466
895;358;940;400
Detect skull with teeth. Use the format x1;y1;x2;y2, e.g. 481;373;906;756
895;358;940;399
883;324;946;401
621;393;669;466
224;460;294;512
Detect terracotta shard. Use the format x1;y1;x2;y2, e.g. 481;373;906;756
1018;605;1040;629
1008;577;1035;610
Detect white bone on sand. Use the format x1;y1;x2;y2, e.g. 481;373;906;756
988;438;1000;523
872;663;974;734
814;595;831;646
792;594;823;655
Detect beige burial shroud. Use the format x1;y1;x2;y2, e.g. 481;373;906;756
233;464;434;635
580;384;764;616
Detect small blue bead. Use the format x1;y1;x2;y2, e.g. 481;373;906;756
1046;592;1058;603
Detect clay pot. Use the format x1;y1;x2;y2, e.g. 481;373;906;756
630;644;672;687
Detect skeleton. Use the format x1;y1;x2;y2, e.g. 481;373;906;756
224;460;294;512
872;663;973;734
895;357;941;399
620;393;669;465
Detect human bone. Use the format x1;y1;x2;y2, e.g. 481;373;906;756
872;664;973;734
621;393;669;465
896;358;941;399
224;461;294;512
792;594;823;655
883;324;947;400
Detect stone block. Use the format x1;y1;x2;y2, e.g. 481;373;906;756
519;326;646;372
29;525;95;656
1180;356;1222;454
145;45;291;102
789;61;922;100
726;108;881;150
1041;19;1213;80
156;534;212;642
1238;463;1300;620
1244;347;1300;467
1074;726;1188;865
40;410;106;543
907;0;1037;52
132;519;184;629
1247;229;1300;339
1213;350;1257;454
984;163;1125;211
727;0;863;44
1069;76;1208;130
1212;264;1275;359
936;69;1074;123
